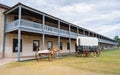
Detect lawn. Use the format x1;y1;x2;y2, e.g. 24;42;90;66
0;48;120;75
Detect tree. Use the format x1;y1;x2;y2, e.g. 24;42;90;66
114;36;120;47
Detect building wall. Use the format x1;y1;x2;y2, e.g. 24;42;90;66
4;33;76;57
99;43;118;50
0;8;6;58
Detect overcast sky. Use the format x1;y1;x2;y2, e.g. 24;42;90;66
0;0;120;39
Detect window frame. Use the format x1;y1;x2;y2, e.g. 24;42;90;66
13;39;22;53
67;42;70;50
33;40;40;51
47;41;53;50
60;42;62;50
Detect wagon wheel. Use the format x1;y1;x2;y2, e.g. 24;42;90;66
96;49;101;57
35;47;41;61
35;52;38;61
75;50;82;57
48;53;52;61
52;51;57;59
82;50;85;57
83;50;90;57
94;49;101;57
75;51;79;57
35;52;41;61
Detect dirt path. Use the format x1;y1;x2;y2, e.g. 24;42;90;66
0;60;105;75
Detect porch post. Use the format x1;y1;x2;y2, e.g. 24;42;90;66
2;14;6;58
69;25;71;54
42;34;45;49
88;32;90;36
83;30;85;36
42;14;45;50
77;28;79;36
18;6;22;61
58;20;60;48
18;29;21;61
57;20;60;59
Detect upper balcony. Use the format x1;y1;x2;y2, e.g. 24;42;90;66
5;19;78;38
5;19;117;45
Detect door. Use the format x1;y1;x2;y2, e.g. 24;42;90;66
13;39;22;52
33;40;40;51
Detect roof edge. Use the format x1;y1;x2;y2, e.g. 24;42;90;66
0;3;10;9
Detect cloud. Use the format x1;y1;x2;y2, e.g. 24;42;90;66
59;3;94;13
76;10;120;25
0;0;120;39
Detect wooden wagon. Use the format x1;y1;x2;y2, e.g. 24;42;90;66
35;47;61;61
76;37;101;57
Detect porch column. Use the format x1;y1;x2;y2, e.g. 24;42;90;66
69;25;71;53
88;32;90;36
77;27;79;36
58;20;60;48
83;30;85;36
57;20;60;59
2;14;7;58
42;14;45;50
18;29;21;61
18;6;22;61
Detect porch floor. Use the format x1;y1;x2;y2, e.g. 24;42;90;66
0;56;36;66
0;52;75;65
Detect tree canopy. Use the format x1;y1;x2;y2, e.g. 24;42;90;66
114;36;120;46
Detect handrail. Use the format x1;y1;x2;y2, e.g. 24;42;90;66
21;19;43;29
44;25;58;33
6;20;19;30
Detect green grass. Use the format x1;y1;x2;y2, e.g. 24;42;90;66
61;49;120;75
0;48;120;75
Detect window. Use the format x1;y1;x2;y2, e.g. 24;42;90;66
60;42;62;50
13;39;22;52
78;39;80;46
67;42;70;50
33;40;40;51
47;41;53;50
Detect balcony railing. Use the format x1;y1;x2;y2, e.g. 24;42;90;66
5;19;117;45
21;19;43;30
44;25;58;34
70;32;78;38
60;29;69;37
6;20;18;30
6;19;73;37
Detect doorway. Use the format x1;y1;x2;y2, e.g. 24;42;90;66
13;39;22;52
48;41;53;50
33;40;40;51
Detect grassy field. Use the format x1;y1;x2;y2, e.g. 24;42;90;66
0;48;120;75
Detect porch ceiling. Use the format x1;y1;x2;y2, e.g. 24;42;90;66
8;8;43;20
8;30;75;39
8;30;42;36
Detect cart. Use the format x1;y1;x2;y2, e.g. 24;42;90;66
76;37;100;57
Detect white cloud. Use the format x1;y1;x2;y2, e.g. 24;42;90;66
91;25;120;34
59;3;94;13
75;10;120;24
0;0;120;39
